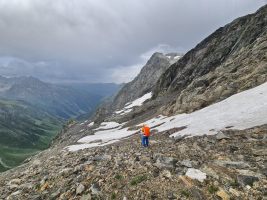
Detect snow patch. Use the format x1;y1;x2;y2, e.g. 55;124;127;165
87;122;94;127
141;82;267;138
94;122;120;130
114;92;152;115
67;122;137;152
185;168;206;182
67;140;120;152
174;55;181;60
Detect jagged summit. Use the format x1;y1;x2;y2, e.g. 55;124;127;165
93;51;183;123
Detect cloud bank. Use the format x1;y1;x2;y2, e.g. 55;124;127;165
0;0;266;83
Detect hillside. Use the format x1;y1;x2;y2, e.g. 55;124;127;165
0;4;266;200
93;52;182;123
0;99;62;172
153;5;267;115
0;76;119;119
0;83;266;199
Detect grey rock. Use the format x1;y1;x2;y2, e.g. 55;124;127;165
180;160;193;168
154;156;177;169
76;183;85;195
90;183;101;195
81;194;92;200
216;131;230;140
214;160;250;169
237;175;259;187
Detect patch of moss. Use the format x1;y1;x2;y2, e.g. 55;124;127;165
130;175;147;186
208;185;219;194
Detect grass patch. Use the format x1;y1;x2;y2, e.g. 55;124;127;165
111;192;116;199
115;174;123;180
130;175;147;186
208;185;219;194
180;189;190;197
230;179;240;188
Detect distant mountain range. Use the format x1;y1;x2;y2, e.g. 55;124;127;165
0;76;120;119
0;76;120;171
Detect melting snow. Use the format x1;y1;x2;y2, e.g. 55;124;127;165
174;55;181;60
67;140;120;152
67;82;267;152
94;122;120;130
185;168;206;182
114;92;152;115
67;122;137;152
141;82;267;138
87;122;94;127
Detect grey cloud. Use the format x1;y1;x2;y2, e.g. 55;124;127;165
0;0;266;83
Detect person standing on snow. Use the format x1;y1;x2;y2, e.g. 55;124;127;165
141;124;150;147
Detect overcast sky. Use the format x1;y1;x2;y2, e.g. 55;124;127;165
0;0;266;83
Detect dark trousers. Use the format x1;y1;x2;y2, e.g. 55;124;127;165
142;136;149;147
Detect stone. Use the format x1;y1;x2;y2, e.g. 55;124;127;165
160;170;172;179
90;183;101;195
216;189;230;200
8;179;22;185
180;160;193;168
237;175;259;187
191;188;206;200
59;168;72;177
154;156;177;169
214;160;250;169
81;194;92;200
216;131;230;140
76;183;85;195
229;188;240;197
185;168;206;182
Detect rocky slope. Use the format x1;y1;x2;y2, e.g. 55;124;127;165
153;5;267;115
93;53;182;123
0;124;266;199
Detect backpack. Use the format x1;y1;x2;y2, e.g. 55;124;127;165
143;126;150;137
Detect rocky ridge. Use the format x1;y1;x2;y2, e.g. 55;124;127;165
93;52;182;123
153;5;267;115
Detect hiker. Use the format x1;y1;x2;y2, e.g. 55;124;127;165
141;124;150;147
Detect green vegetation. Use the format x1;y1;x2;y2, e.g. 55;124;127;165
111;192;116;199
130;175;147;186
0;99;63;172
180;189;191;197
115;174;123;180
230;179;240;188
208;185;219;194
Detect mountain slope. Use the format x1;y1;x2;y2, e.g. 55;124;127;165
0;77;104;119
153;5;267;115
113;52;182;109
0;99;62;172
93;53;182;122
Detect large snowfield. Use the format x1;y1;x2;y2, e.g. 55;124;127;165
67;82;267;152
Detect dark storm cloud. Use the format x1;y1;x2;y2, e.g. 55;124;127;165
0;0;266;83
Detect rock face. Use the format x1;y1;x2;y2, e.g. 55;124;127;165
154;5;267;115
93;52;182;123
113;52;182;110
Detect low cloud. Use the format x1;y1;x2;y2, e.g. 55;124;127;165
0;0;265;83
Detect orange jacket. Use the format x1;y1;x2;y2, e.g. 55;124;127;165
142;126;150;137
